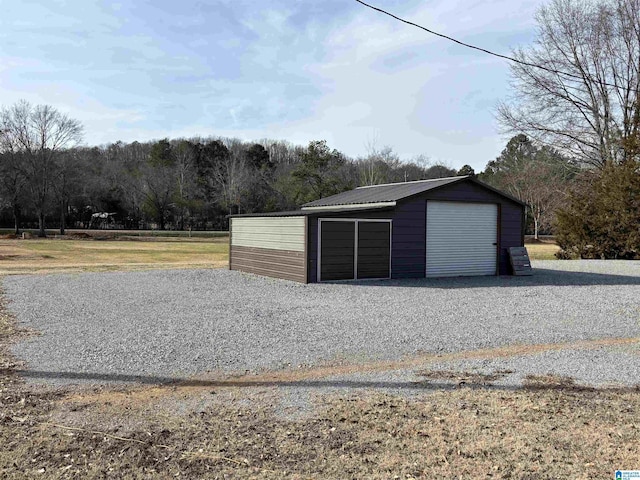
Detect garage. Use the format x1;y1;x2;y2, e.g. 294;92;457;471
426;201;498;277
319;219;391;281
229;175;525;283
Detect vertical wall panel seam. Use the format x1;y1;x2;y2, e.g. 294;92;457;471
424;200;428;277
303;216;309;284
228;217;233;270
316;219;322;282
354;220;358;280
497;203;502;276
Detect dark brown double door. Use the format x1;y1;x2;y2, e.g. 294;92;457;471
319;220;391;281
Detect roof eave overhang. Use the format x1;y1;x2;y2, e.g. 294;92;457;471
467;177;528;207
300;201;397;211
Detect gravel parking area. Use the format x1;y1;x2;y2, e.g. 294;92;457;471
4;260;640;387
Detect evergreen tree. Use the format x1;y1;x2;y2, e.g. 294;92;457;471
290;140;354;203
555;161;640;258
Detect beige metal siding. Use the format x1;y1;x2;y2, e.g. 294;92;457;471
231;217;305;252
426;201;498;277
230;245;306;283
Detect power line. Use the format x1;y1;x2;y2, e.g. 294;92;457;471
353;0;636;92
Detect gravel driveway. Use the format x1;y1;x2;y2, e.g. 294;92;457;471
4;260;640;387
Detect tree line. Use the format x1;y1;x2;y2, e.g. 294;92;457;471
0;104;458;235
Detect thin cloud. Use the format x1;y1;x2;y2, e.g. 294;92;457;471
0;0;545;171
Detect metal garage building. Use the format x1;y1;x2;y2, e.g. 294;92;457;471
229;176;526;283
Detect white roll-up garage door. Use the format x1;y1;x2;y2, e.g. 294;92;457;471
426;201;498;277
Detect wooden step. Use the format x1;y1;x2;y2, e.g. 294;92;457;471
508;247;533;276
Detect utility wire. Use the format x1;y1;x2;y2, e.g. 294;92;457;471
354;0;636;92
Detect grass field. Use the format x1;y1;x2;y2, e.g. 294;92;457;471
0;238;229;275
525;241;561;260
3;236;638;478
0;236;558;276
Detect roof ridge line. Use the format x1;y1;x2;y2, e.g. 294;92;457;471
355;175;467;189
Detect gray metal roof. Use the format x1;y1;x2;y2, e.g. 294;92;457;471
228;204;394;218
229;176;526;218
302;176;467;207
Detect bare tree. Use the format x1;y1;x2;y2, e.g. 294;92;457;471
51;149;84;235
215;139;250;217
0;151;28;234
260;139;302;167
483;135;577;239
172;139;199;230
0;100;83;236
143;139;177;230
121;141;151;228
359;141;400;186
497;0;640;168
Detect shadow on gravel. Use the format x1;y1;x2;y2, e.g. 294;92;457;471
14;369;640;393
325;267;640;289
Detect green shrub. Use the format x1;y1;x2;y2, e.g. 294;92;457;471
555;161;640;259
554;249;575;260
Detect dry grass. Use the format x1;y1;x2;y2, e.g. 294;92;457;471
2;374;639;479
416;368;514;386
0;238;229;275
526;241;561;260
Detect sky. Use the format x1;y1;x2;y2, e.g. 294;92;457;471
0;0;545;172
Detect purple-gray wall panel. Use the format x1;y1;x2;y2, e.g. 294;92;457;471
307;210;394;282
306;179;524;281
390;200;426;278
